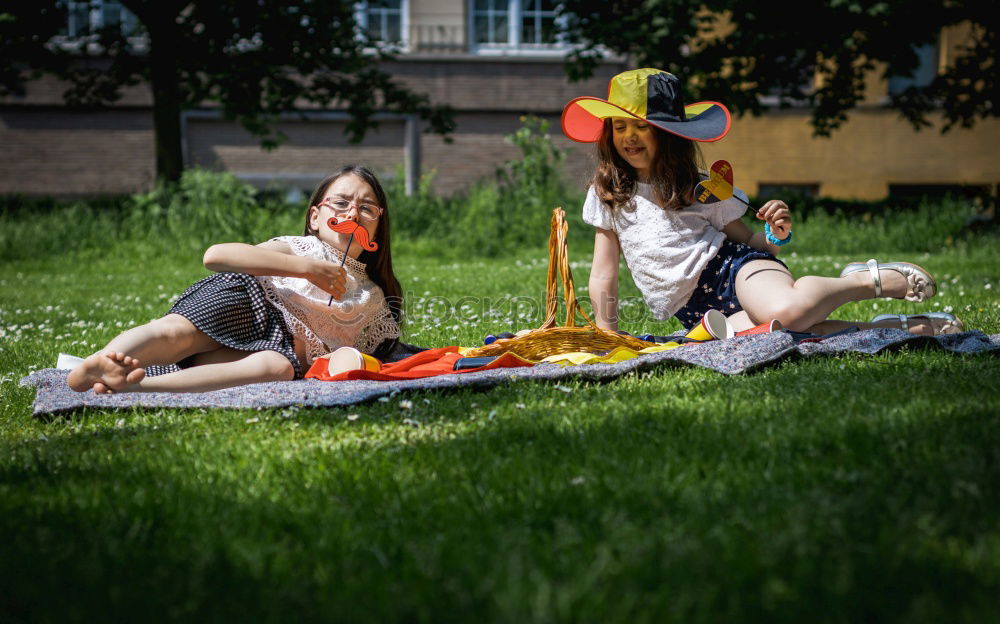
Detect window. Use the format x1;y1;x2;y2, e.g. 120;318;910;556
521;0;558;45
356;0;407;46
888;43;937;95
64;1;140;38
471;0;565;51
473;0;510;45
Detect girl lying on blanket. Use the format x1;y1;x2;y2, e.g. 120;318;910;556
68;165;404;394
562;68;963;337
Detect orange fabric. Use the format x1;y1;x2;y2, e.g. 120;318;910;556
305;346;535;381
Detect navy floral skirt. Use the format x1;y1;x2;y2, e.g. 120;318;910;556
673;240;788;329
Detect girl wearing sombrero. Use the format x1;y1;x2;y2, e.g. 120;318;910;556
563;68;962;336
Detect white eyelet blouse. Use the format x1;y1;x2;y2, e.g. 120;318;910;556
256;235;400;363
582;182;748;320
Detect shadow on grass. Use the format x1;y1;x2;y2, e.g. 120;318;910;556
3;356;998;622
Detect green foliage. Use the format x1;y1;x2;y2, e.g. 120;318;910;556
745;196;989;256
0;170;300;261
0;195;129;262
1;167;995;264
557;1;995;135
125;169;299;253
497;115;569;216
0;0;454;181
388;116;587;257
384;168;450;244
1;121;997;265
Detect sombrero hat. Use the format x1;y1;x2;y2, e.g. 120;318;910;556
562;68;731;143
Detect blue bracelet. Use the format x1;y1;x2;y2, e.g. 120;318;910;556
764;222;792;246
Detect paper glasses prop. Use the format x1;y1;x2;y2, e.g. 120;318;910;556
325;217;378;306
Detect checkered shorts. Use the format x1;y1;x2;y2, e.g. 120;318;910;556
145;272;302;378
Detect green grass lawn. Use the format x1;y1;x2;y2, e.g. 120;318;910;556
2;229;999;621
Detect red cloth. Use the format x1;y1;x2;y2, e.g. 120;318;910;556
305;346;534;381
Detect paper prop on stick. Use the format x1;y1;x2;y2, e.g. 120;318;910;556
694;160;792;246
694;160;749;206
325;217;379;306
327;217;378;253
695;160;792;243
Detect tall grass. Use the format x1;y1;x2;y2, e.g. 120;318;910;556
387;115;589;256
0;171;299;262
739;200;984;256
1;114;994;262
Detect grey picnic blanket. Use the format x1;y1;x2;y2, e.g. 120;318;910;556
20;329;1000;417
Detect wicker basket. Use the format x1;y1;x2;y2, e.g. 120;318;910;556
465;208;654;360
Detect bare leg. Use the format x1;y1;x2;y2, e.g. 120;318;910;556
805;317;949;336
734;260;919;331
91;345;258;393
188;345;257;367
118;350;294;393
68;314;223;392
728;310;939;336
101;314;221;365
726;311;755;332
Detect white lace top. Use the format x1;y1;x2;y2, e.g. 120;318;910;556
582;182;748;320
256;235;400;364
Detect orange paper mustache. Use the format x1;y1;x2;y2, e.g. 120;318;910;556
326;217;378;252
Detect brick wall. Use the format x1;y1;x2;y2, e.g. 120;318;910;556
0;59;622;196
384;58;622;111
187;117;406;191
0;109;154;195
0;73;152;107
183;111;597;197
420;112;595;194
3;59;996;200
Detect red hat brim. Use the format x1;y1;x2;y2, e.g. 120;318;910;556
561;96;732;143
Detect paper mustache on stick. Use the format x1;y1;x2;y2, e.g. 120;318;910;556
326;217;378;252
325;218;378;306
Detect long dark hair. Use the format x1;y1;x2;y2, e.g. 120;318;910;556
304;165;404;327
592;119;702;212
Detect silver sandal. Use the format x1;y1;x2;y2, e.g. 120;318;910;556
840;258;937;302
871;312;964;335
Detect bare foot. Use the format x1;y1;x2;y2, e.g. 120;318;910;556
67;351;146;393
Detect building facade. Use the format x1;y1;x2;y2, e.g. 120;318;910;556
1;0;997;200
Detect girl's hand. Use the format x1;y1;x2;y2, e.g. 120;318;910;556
305;259;347;300
756;200;792;239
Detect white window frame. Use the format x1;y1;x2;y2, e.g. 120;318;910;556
354;0;410;51
64;0;139;38
468;0;570;56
